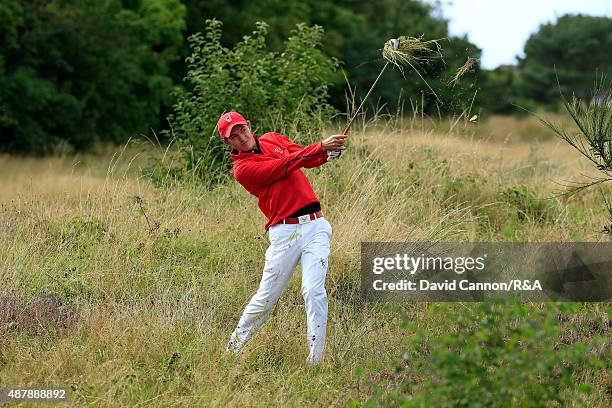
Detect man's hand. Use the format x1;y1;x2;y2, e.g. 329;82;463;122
321;134;347;151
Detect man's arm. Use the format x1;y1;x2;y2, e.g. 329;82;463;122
273;133;303;153
233;141;326;191
273;133;327;168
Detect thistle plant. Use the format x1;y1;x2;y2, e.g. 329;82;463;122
534;75;612;233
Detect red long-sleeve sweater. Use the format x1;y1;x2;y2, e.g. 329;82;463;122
230;132;328;231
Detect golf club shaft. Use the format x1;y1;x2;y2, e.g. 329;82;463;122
343;60;390;135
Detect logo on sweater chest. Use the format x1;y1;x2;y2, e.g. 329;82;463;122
274;147;283;154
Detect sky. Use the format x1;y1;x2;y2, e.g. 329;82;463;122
430;0;612;69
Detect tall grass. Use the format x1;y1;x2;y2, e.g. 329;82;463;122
0;115;609;406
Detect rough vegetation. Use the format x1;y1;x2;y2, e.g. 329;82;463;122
1;115;609;406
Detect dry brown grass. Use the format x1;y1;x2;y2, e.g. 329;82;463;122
0;118;610;406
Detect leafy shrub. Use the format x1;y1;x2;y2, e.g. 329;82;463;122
497;184;555;225
0;0;186;155
145;19;339;186
442;174;484;209
363;302;606;407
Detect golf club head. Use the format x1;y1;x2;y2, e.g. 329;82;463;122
387;38;399;49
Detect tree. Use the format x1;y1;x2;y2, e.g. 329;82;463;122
149;19;338;186
0;0;185;155
177;0;482;117
1;0;485;154
476;65;521;114
517;14;612;106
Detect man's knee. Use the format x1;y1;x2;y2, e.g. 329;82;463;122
301;285;327;303
251;291;279;312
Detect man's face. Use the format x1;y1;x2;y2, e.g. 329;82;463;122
223;124;256;151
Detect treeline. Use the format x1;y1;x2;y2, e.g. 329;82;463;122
479;14;612;114
1;1;610;155
1;0;186;154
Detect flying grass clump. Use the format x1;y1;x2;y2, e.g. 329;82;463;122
342;35;445;133
449;57;480;87
382;35;443;71
381;36;443;103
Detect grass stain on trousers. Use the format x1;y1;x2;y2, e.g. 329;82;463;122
226;217;332;365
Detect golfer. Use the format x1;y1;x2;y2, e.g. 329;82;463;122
220;111;346;366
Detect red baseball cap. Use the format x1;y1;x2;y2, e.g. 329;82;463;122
217;111;248;139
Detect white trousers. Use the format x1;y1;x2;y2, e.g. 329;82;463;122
226;217;332;365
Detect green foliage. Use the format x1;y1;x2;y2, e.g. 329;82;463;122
367;302;606;407
538;77;612;175
428;37;482;116
340;2;482;117
43;216;108;251
533;75;612;232
442;174;484;209
439;173;555;232
4;2;611;156
0;0;185;155
177;0;482;118
153;19;338;186
476;66;525;114
498;184;555;225
517;14;612;106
